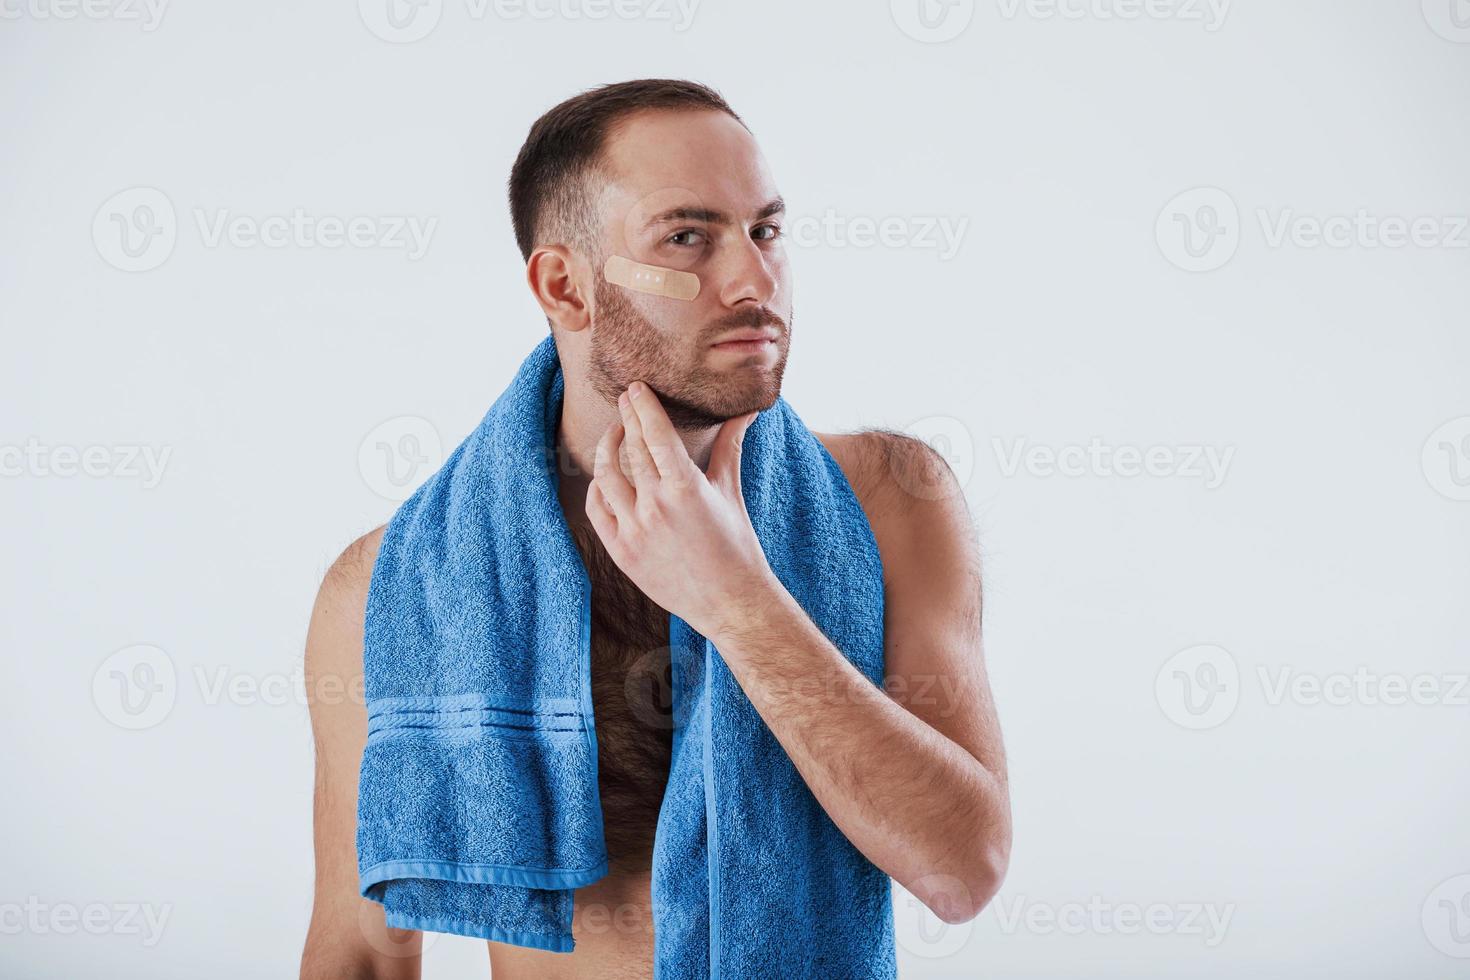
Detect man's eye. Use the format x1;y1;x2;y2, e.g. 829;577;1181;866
666;229;705;247
753;224;782;241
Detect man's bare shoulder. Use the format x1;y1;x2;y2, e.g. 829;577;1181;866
814;428;977;587
814;429;965;524
301;522;422;978
321;525;386;605
307;525;387;671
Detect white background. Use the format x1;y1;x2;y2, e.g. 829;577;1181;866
3;0;1468;976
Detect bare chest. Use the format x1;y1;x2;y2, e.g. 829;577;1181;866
567;521;674;875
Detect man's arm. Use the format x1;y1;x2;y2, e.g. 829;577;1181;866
300;527;424;980
710;433;1010;923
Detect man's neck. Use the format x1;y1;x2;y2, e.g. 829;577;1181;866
554;377;722;531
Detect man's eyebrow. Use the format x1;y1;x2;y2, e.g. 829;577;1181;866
642;196;786;230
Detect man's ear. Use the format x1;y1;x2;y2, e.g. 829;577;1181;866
526;245;592;333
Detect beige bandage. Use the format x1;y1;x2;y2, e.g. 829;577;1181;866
602;254;701;301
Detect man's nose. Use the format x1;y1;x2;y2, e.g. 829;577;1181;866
715;235;779;309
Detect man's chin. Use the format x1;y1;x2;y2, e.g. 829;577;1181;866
657;386;779;429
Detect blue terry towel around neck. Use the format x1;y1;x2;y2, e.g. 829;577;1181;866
357;333;897;978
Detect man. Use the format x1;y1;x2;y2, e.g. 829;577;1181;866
300;78;1010;979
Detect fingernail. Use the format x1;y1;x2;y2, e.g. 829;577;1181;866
629;382;642;399
618;391;628;409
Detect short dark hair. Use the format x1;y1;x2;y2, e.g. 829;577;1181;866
507;79;745;264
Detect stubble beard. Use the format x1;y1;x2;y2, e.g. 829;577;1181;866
587;276;791;430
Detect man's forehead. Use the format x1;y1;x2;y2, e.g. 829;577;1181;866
599;109;779;223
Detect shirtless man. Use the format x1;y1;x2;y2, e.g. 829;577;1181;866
300;79;1011;979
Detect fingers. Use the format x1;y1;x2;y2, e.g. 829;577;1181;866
585;480;617;539
592;419;635;518
708;410;757;496
624;381;689;480
617;388;660;490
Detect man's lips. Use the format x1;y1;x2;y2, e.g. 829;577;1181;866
710;339;777;354
710;329;779;349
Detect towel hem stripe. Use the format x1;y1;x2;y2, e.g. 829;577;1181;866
361;857;608;892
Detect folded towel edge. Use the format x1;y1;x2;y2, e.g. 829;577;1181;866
383;911;575;953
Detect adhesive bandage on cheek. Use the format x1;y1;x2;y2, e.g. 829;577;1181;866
602;254;701;301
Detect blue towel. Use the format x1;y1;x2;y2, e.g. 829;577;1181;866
357;333;896;977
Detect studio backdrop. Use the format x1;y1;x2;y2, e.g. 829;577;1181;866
3;1;1468;977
